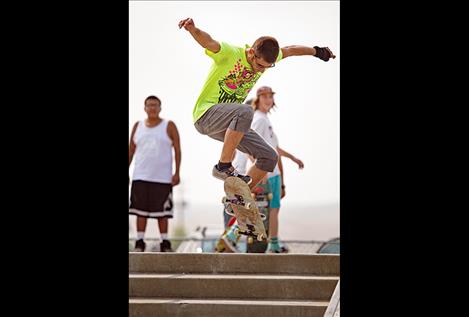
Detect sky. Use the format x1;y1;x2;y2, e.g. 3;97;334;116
129;1;340;208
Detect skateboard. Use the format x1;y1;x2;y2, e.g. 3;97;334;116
247;181;272;252
222;176;268;241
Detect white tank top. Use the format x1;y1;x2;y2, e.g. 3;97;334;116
132;119;173;184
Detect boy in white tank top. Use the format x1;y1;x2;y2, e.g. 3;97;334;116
129;95;181;252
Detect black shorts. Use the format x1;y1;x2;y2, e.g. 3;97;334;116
129;180;173;219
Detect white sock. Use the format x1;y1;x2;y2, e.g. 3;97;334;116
137;232;145;240
160;233;168;240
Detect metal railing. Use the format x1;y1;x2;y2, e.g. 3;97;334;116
324;279;340;317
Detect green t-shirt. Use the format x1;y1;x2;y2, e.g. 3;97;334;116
192;42;283;122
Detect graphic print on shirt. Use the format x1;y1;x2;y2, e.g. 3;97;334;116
268;125;274;139
218;59;261;103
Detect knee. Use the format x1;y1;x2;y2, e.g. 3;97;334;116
263;147;279;172
271;149;279;167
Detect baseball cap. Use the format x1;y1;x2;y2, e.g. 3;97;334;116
256;86;276;96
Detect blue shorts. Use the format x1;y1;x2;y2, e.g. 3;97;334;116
268;175;281;209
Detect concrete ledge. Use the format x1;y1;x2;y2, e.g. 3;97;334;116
129;253;340;276
129;273;338;300
129;298;328;317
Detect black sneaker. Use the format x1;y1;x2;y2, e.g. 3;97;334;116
160;239;173;252
134;239;146;252
212;165;252;184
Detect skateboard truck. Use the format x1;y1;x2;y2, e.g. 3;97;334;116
222;194;253;209
234;224;267;241
222;198;266;220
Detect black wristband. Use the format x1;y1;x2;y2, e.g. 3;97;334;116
314;46;331;62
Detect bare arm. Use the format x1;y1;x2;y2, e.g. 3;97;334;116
277;152;286;199
129;122;139;168
178;18;221;53
281;45;335;61
129;121;139;184
167;121;181;186
277;146;304;169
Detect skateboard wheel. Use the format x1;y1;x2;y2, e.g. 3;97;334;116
268;193;273;200
253;187;263;194
259;213;266;221
247;237;254;244
224;208;235;217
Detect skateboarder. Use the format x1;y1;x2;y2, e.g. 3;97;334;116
178;17;335;192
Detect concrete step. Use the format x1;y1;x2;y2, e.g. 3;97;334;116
129;298;328;317
129;252;340;276
129;273;338;301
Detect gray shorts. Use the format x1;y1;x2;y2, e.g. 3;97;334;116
194;103;278;172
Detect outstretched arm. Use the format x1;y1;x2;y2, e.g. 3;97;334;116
281;45;336;61
277;146;304;169
178;17;221;53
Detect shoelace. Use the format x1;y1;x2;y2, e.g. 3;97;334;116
229;168;239;177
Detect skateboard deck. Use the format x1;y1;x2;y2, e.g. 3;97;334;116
222;176;267;241
247;182;272;252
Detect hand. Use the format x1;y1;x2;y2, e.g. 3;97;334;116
172;174;180;186
313;46;336;61
294;158;304;169
178;18;195;31
281;186;286;199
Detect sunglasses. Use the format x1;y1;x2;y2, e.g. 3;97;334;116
253;53;275;69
